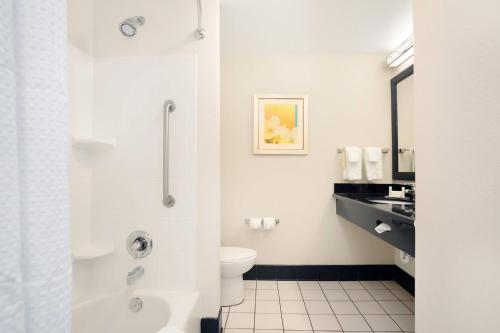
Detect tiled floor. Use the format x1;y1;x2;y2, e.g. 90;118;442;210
222;280;414;333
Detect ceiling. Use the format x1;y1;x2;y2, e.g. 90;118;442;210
221;0;413;55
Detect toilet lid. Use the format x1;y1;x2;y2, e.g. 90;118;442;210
220;247;256;263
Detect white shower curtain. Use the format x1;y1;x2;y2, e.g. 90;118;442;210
0;0;71;332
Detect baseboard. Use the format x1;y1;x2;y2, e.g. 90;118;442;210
201;308;222;333
244;264;414;296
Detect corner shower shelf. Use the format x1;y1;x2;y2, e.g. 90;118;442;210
72;244;115;260
72;137;116;151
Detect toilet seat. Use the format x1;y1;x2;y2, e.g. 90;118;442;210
221;247;256;264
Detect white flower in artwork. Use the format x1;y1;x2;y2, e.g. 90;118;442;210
264;115;297;144
265;115;281;130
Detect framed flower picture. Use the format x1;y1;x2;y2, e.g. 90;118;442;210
253;94;309;155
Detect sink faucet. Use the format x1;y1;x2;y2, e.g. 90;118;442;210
404;184;416;200
127;266;144;285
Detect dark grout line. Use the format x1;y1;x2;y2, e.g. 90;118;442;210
297;282;315;332
336;282;375;333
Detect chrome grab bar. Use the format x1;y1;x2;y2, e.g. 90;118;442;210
163;100;176;207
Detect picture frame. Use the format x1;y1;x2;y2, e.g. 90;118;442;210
253;94;309;155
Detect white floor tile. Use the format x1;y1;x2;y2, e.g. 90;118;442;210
301;289;326;301
337;314;372;332
382;281;404;290
329;301;359;314
390;289;414;301
280;300;307;314
324;289;350;301
391;314;415;331
346;289;374;301
278;281;299;290
298;281;321;290
226;313;254;329
243;280;256;289
319;281;343;290
363;314;401;331
257;289;280;301
284;331;312;333
340;281;365;290
256;330;284;333
279;289;303;301
309;314;342;331
369;289;399;301
231;300;255;313
256;300;281;314
282;314;312;330
378;301;413;315
244;289;256;300
361;281;387;290
255;314;283;330
402;300;415;312
304;300;333;314
258;280;278;290
224;329;253;333
354;301;385;315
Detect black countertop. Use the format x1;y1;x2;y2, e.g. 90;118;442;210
333;183;415;222
333;183;415;256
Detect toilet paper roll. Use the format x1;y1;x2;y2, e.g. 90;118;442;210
263;217;277;230
248;218;262;230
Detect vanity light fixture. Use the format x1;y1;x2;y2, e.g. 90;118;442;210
386;35;414;68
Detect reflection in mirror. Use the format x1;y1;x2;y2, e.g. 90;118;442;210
397;74;415;172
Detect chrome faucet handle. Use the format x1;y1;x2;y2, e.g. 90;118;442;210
127;231;153;259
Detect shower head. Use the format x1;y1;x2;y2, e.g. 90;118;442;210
119;16;145;38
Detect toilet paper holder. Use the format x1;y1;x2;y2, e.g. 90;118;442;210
245;217;280;225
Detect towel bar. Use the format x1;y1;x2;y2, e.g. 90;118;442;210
337;148;390;154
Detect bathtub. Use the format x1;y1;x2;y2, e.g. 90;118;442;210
73;290;200;333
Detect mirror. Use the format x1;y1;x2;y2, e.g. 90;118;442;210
391;65;415;181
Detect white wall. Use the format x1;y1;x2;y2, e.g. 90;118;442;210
68;0;220;318
221;54;398;265
415;0;500;331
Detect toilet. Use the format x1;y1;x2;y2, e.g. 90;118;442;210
220;247;257;306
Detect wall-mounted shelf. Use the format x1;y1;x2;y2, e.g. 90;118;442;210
72;137;116;151
72;244;115;260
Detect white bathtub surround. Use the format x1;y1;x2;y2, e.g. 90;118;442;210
91;55;198;292
72;290;199;333
221;247;257;306
0;0;71;331
364;147;384;181
342;147;363;181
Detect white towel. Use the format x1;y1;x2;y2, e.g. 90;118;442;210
342;147;362;181
364;147;383;181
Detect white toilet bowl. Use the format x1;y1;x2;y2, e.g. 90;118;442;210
220;247;257;306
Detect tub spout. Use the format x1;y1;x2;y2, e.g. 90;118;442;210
127;266;144;285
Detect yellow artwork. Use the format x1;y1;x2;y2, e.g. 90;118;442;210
254;94;308;155
263;104;298;144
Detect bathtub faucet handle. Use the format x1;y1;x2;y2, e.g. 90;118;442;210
126;231;153;259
